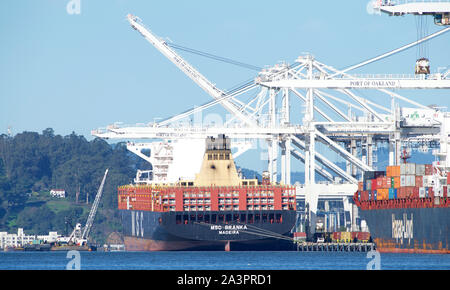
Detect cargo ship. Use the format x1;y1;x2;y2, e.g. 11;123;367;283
118;135;297;251
354;161;449;254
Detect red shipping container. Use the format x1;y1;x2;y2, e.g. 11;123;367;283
444;186;447;198
413;187;419;198
447;172;450;185
372;179;378;190
333;232;341;240
294;232;307;238
377;177;383;188
408;187;414;198
357;232;370;241
425;164;433;175
415;176;423;187
397;187;405;199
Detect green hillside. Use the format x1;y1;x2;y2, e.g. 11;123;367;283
0;129;150;244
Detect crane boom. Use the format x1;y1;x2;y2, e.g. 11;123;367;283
126;14;257;127
82;168;109;240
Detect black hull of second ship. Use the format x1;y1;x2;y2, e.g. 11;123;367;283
120;210;296;251
359;207;449;254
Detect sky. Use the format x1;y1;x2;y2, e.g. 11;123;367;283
0;0;449;171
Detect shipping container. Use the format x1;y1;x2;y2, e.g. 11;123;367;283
333;232;341;241
425;164;433;175
447;172;450;185
394;177;400;188
357;232;370;242
415;176;423;188
376;177;382;189
387;166;401;177
415;164;425;176
407;175;416;187
358;182;363;192
383;177;389;188
400;163;416;175
413;187;419;198
400;175;406;187
394;166;401;177
388;188;398;199
419;187;426;198
371;179;377;191
341;232;351;243
366;180;372;191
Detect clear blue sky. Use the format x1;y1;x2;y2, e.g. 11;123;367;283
0;0;449;171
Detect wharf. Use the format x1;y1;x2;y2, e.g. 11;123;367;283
296;242;376;252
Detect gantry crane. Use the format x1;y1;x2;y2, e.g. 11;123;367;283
93;13;449;234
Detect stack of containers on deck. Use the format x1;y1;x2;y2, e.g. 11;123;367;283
386;165;400;199
357;163;449;202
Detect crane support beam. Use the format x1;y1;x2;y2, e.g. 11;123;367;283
291;135;358;184
314;131;374;172
289;148;335;182
92;126;306;140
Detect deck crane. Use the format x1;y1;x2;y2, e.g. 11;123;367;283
67;169;109;246
126;14;257;127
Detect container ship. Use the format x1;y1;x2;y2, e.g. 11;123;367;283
118;135;297;251
354;162;449;254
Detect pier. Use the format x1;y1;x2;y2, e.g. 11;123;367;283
296;242;376;252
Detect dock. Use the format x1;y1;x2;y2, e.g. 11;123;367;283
296;242;376;252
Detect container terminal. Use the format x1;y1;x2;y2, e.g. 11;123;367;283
89;2;450;252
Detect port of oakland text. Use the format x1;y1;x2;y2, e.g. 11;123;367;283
392;213;413;245
349;80;399;88
210;224;247;235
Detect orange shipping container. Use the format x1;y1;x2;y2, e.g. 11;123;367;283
390;166;400;177
386;166;392;177
383;177;389;189
358;182;363;192
394;177;400;188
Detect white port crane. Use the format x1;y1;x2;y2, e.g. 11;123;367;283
67;169;109;246
94;15;449;184
93;13;449;234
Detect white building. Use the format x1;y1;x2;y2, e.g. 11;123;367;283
50;189;66;198
0;228;60;249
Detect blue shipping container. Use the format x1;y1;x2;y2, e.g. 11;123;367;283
389;188;394;199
